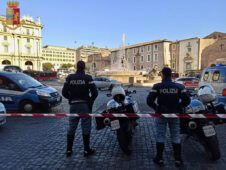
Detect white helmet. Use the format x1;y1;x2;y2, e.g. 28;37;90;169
111;86;125;103
111;86;125;97
198;84;216;103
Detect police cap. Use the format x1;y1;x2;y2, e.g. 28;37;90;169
161;67;172;77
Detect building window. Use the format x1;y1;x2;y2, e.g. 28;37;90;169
147;55;151;62
141;56;144;62
154;44;158;51
134;66;136;70
188;42;191;47
26;29;30;35
147;46;151;52
186;63;191;70
4;46;8;53
141;65;144;70
3;26;7;32
133;48;136;54
154;53;158;62
188;48;192;52
4;36;7;41
27;38;30;43
17;39;20;54
140;47;144;53
133;57;136;63
27;47;31;54
172;53;175;59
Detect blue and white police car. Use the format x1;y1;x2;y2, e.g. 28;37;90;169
0;72;62;113
199;64;226;104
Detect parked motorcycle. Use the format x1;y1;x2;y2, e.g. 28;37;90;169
95;85;140;155
181;85;226;161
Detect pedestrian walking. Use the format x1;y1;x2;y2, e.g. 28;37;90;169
62;61;98;157
147;67;190;167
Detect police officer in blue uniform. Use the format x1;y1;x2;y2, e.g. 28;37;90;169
147;67;190;167
62;61;98;157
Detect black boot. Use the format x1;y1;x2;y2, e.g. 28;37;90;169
82;134;95;157
153;142;164;166
172;143;183;167
66;135;75;157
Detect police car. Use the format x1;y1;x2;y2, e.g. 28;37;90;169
0;102;6;126
199;64;226;104
0;72;62;113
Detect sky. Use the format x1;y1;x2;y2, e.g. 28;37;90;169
1;0;226;48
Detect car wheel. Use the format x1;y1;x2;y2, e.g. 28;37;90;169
20;100;35;113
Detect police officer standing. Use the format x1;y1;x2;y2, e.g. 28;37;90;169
147;67;190;167
62;61;98;157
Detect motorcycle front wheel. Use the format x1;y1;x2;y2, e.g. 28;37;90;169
202;135;221;161
116;126;132;155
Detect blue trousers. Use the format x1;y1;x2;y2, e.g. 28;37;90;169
155;118;181;144
67;103;92;136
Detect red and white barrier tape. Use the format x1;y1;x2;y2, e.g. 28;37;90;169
0;113;226;119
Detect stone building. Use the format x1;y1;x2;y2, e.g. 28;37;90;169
110;40;172;72
177;37;216;75
42;45;76;70
0;15;43;70
87;53;110;72
76;46;102;62
201;32;226;68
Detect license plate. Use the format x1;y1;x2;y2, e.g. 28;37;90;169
111;120;120;130
203;125;216;137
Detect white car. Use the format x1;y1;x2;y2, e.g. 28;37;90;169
93;77;121;90
0;102;6;126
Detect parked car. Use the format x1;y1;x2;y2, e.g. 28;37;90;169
175;77;199;90
199;64;226;104
93;77;121;90
0;65;22;72
0;72;62;113
0;102;6;126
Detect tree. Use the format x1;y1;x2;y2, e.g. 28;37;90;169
60;63;74;69
43;63;54;71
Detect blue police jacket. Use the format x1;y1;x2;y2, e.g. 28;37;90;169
147;78;191;113
62;70;98;104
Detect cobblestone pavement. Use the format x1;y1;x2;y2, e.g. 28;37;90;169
0;81;226;170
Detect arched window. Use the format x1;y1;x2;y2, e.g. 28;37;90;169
2;60;11;65
25;61;33;66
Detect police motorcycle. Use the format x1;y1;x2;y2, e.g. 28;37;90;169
181;84;226;161
95;85;139;155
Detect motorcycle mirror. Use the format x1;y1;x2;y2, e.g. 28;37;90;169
106;94;112;97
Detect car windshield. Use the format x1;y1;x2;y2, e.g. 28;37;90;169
10;74;43;90
4;66;22;72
